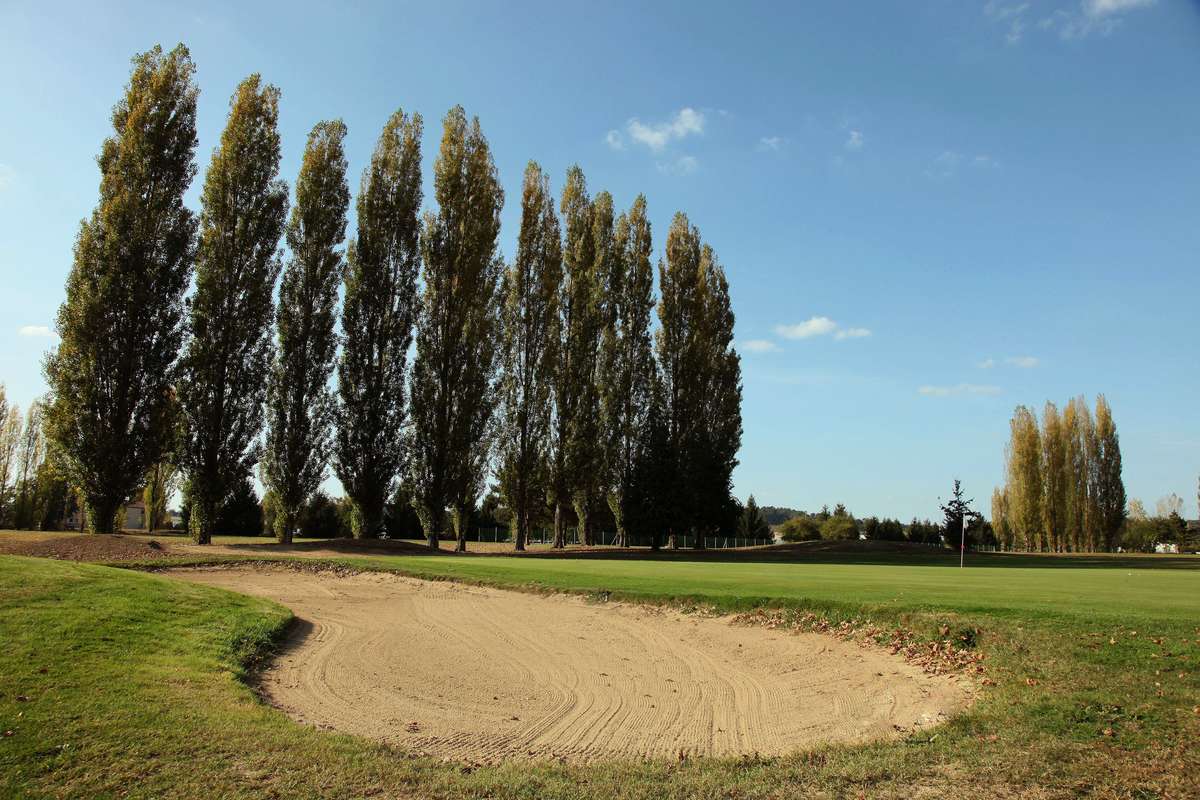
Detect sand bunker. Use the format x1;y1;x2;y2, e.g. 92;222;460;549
173;568;970;762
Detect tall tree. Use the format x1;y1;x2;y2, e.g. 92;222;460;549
408;106;503;550
334;110;423;538
548;166;600;548
655;214;705;549
738;495;770;539
689;242;742;547
0;387;20;524
1006;405;1043;550
42;45;198;533
14;401;46;529
599;196;655;547
143;460;178;532
263;120;350;543
939;478;979;548
991;486;1012;550
1093;394;1126;551
179;75;288;544
496;162;561;552
1062;397;1097;551
1040;401;1068;552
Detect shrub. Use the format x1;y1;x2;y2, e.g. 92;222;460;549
779;515;821;542
820;515;858;541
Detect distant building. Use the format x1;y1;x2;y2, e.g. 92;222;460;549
63;499;149;532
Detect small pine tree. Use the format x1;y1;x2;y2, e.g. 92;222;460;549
738;495;770;540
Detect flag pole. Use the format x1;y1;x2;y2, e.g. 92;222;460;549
960;514;966;568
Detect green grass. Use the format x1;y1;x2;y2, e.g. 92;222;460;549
1;551;1198;799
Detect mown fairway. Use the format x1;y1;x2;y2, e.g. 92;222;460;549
1;548;1198;799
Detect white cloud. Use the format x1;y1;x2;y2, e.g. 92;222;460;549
758;136;785;152
1085;0;1155;17
0;164;13;190
626;107;705;152
978;358;996;369
740;339;779;353
1005;355;1039;368
918;383;1002;397
775;317;838;340
988;0;1155;42
834;327;871;340
605;130;624;150
845;130;864;151
656;155;698;176
927;150;1000;179
18;325;56;338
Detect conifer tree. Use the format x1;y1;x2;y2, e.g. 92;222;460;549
1093;394;1126;550
739;494;770;539
599;196;655;547
497;162;562;551
179;75;288;544
549;166;601;548
408;107;503;550
334;110;423;538
263;120;350;543
43;45;198;533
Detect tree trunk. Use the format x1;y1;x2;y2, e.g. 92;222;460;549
351;499;383;540
190;498;215;545
87;496;120;535
276;509;294;545
552;501;566;548
692;526;706;550
668;529;678;550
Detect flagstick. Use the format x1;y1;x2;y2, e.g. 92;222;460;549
960;515;966;568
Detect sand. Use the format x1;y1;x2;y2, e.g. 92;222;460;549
173;567;970;762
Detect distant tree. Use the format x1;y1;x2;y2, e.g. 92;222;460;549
1093;395;1126;551
939;479;981;549
408;107;503;550
143;459;179;532
334;109;423;539
1006;406;1043;550
43;45;198;533
496;162;561;551
297;490;350;538
907;518;943;545
384;482;425;540
263;119;350;544
1062;397;1094;551
820;514;858;541
213;476;262;536
760;506;802;526
778;515;821;542
1155;493;1184;519
1127;498;1148;520
13;401;46;529
1040;402;1068;552
738;495;770;540
599;196;655;548
991;486;1013;550
178;74;288;544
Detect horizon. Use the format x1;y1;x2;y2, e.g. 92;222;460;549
2;0;1198;521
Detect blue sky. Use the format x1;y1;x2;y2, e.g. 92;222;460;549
1;0;1198;520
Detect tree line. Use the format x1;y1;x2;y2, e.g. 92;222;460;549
39;44;743;550
991;396;1125;552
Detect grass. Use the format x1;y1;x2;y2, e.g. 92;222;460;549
1;548;1198;799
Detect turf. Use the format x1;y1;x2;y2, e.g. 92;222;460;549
1;550;1198;799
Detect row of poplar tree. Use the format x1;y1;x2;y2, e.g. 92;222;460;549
41;44;743;550
990;396;1125;552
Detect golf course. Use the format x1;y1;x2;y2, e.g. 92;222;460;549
1;535;1197;799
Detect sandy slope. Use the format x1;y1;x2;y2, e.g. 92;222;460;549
173;567;970;762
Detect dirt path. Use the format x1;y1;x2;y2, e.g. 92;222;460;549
172;567;970;762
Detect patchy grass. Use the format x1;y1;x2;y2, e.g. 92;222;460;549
1;552;1198;799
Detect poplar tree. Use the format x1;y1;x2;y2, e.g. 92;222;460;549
656;213;705;548
690;242;743;546
1040;401;1068;552
1062;397;1094;552
496;163;562;551
179;75;288;544
263;120;350;543
599;196;655;547
1094;394;1126;550
991;486;1012;550
334;110;423;538
1005;405;1043;550
0;387;20;523
43;45;198;533
408;107;503;550
548;166;600;548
